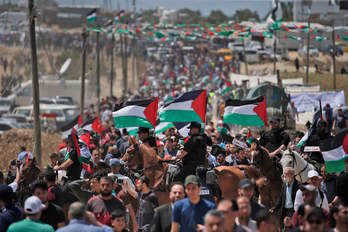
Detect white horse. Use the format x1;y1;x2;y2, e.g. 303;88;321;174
280;149;315;183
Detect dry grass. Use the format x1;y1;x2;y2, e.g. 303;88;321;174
0;129;62;172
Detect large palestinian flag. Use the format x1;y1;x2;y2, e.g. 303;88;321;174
224;96;267;127
159;90;206;123
113;98;158;129
320;129;348;173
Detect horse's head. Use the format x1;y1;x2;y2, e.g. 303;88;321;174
280;149;312;183
280;149;297;170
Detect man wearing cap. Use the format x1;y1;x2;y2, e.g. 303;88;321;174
259;117;290;157
171;175;216;232
238;178;263;220
7;196;54;232
0;184;22;231
294;170;329;212
174;122;211;182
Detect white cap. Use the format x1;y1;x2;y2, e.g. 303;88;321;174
308;170;319;178
24;196;45;214
302;184;316;192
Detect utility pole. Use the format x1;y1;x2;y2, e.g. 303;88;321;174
80;27;88;119
132;0;136;91
242;37;248;75
96;30;100;113
306;19;311;84
273;31;277;74
110;33;114;97
332;22;336;90
28;0;42;166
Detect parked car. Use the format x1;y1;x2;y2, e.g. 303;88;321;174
0;98;14;115
0;121;18;135
1;114;31;128
299;46;319;57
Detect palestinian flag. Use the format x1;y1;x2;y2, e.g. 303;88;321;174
320;129;348;173
69;128;93;174
155;122;175;135
221;80;232;95
224;96;267;127
115;10;125;23
174;122;191;138
296;109;321;149
87;9;97;24
159;90;206;123
113;98;159;129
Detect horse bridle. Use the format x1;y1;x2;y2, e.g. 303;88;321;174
286;151;308;182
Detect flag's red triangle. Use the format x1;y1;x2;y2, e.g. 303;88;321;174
253;96;267;127
191;90;207;123
78;115;83;127
247;129;252;139
144;97;158;128
80;131;91;148
343;132;348;154
92;117;102;135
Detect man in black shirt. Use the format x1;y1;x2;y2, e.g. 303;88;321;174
32;180;65;229
175;121;211;182
260;117;290;157
54;134;82;181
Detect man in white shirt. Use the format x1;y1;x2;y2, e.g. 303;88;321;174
294;170;329;212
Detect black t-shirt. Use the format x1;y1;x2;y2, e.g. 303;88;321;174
183;134;208;166
40;202;65;229
66;149;82;181
260;128;290;152
48;184;65;207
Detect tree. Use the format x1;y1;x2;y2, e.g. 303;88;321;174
232;9;260;22
176;8;202;24
281;2;293;21
207;10;228;24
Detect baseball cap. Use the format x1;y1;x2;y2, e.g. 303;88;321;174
184;175;200;186
24;196;45;214
269;117;280;123
301;184;316;192
109;158;121;167
239;178;253;189
308;170;319;179
188;121;201;130
0;184;14;203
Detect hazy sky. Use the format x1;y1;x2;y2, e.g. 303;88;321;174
56;0;273;17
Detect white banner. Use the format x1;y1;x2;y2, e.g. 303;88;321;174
291;91;345;113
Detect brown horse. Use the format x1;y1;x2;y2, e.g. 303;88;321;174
215;166;245;200
122;137;170;204
250;147;282;208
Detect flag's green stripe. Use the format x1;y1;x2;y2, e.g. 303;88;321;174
325;158;346;173
79;156;90;164
224;113;264;126
159;110;202;123
156;123;175;134
113;116;153;128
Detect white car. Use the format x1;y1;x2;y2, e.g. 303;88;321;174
299;46;319;57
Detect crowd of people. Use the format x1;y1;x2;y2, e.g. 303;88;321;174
0;106;348;232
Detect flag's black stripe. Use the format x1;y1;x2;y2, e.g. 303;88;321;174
126;98;155;107
163;90;203;107
225;96;264;107
87;8;97;16
320;129;348;152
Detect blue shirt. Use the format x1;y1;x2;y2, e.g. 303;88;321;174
285;182;294;209
56;219;113;232
172;198;216;232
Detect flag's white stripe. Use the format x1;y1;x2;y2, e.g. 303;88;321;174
162;100;193;111
155;122;173;133
112;105;146;118
87;13;96;19
178;124;190;137
224;105;256;116
322;146;346;161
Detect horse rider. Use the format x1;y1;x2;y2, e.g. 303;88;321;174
174;121;212;183
260;117;290;158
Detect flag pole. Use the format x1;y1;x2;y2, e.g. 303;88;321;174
96;29;100;114
80;27;88;121
332;21;336;91
110;32;114;97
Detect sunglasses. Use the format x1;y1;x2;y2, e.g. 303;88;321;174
307;218;323;225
